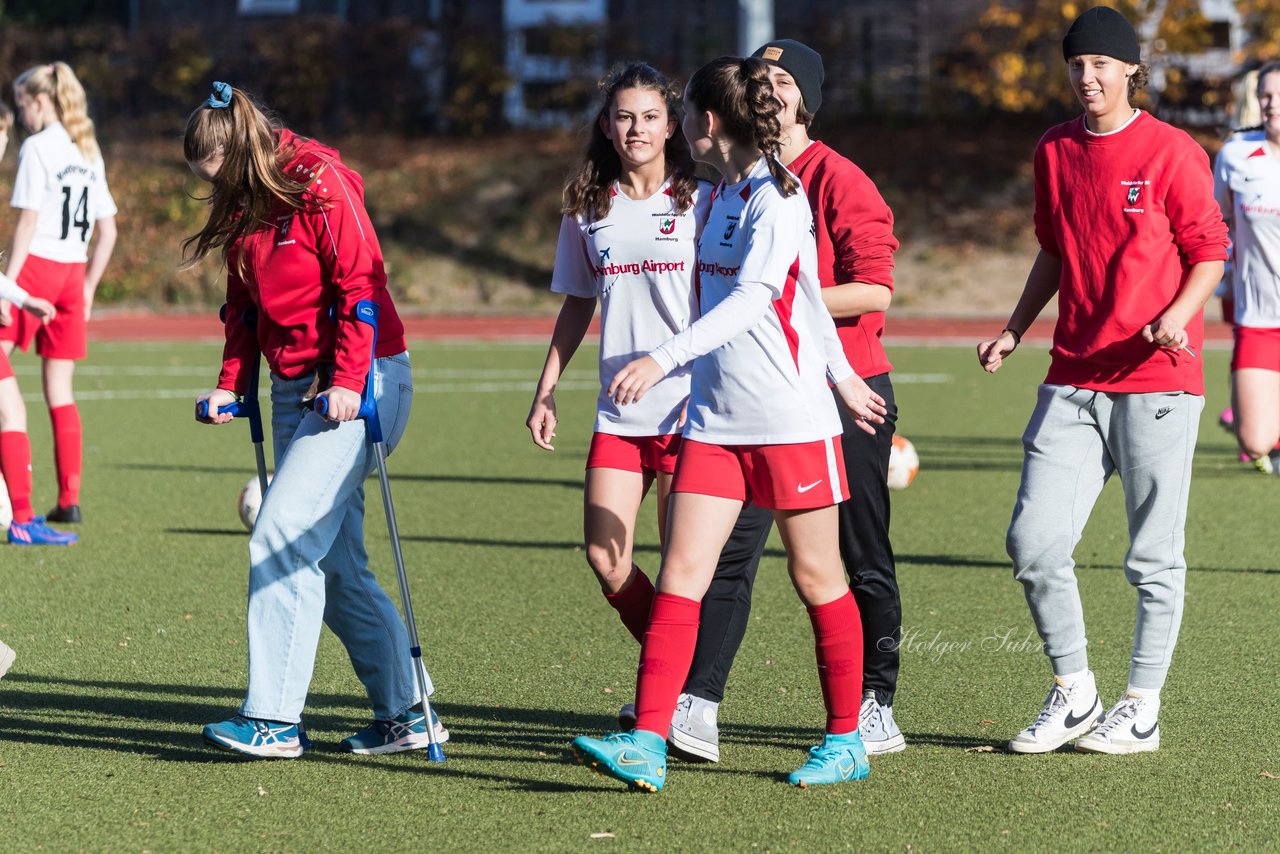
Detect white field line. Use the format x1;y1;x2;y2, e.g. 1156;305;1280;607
19;371;950;403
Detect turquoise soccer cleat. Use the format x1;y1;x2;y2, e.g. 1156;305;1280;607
787;730;871;788
571;730;667;793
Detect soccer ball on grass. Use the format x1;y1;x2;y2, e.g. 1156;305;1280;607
887;435;919;491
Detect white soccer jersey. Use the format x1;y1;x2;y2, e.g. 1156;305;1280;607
551;179;710;435
657;158;850;446
1215;131;1280;327
11;122;117;264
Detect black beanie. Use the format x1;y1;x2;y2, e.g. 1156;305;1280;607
751;39;824;114
1062;6;1141;64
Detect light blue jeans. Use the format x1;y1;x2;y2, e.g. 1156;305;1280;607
239;351;433;724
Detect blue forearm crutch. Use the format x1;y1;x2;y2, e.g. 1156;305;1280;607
316;300;445;762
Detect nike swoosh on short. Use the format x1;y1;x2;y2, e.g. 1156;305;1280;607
797;480;822;493
588;224;614;235
1130;722;1158;739
1155;407;1174;419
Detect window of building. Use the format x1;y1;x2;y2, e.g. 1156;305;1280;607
238;0;301;14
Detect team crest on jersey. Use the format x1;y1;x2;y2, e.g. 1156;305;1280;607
1121;179;1148;214
723;222;737;240
659;218;676;235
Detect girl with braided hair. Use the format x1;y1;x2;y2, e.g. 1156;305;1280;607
570;55;886;792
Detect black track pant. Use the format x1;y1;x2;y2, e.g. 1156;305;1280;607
685;373;902;706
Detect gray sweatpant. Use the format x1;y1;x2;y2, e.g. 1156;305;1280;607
1007;384;1203;692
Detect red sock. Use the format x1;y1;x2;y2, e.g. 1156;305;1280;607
49;404;81;508
634;593;701;735
603;566;655;643
809;590;864;735
0;431;34;523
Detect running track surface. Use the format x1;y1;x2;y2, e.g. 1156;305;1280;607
89;314;1237;346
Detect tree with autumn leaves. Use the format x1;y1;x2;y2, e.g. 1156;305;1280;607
943;0;1280;120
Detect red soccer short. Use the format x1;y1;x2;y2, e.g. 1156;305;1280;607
0;255;88;360
586;431;682;475
672;436;849;510
0;347;12;381
1231;325;1280;373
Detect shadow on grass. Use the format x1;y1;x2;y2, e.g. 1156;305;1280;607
0;674;990;789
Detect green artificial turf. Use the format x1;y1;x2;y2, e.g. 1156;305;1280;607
1;340;1277;852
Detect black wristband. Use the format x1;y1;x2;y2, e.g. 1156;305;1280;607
1002;327;1023;345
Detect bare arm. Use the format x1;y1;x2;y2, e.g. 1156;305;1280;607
976;250;1061;373
527;294;596;450
83;215;118;321
821;282;892;319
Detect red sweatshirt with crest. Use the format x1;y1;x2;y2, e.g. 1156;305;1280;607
1033;112;1228;394
218;129;405;396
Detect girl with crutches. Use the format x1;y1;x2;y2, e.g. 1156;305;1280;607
0;62;117;525
570;56;886;791
186;83;445;759
977;6;1229;755
526;62;708;669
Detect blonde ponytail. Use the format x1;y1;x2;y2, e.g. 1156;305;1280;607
15;62;100;161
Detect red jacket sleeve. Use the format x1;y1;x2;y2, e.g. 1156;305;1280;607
823;161;898;288
310;163;388;392
216;255;260;394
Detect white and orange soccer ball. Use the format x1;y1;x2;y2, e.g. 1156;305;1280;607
237;474;273;530
887;435;919;490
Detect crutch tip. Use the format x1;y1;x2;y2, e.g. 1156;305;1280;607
427;744;446;762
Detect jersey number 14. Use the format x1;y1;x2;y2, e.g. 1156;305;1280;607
61;185;90;242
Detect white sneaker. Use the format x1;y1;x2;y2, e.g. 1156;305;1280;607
1008;672;1104;754
859;690;906;755
0;640;13;680
668;693;720;762
1075;693;1160;754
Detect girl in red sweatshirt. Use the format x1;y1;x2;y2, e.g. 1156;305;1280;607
977;6;1228;756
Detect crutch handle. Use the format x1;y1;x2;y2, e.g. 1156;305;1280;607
195;398;245;420
312;300;381;435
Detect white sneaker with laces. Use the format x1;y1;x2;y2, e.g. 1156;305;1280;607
1008;671;1104;754
859;690;906;755
668;693;720;762
1075;693;1160;754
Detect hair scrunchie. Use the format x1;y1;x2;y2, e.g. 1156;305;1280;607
207;81;233;109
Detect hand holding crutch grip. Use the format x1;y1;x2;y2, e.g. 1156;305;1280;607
316;299;446;763
195;305;270;499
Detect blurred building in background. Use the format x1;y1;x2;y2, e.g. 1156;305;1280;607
0;0;1267;134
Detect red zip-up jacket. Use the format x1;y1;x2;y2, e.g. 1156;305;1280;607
789;140;898;378
1034;112;1229;394
218;129;406;396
